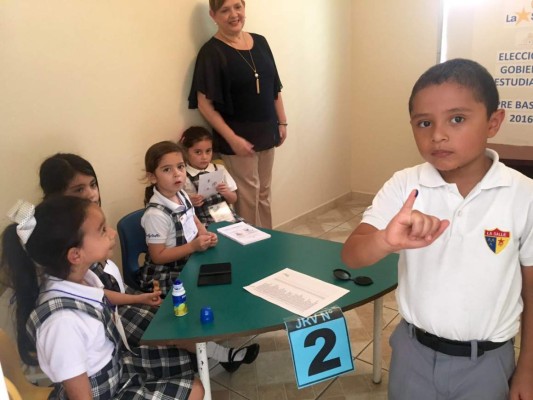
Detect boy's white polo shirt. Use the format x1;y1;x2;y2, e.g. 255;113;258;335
142;187;198;247
36;270;114;382
184;163;237;195
362;150;533;342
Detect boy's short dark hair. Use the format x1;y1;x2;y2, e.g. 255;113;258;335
408;58;499;118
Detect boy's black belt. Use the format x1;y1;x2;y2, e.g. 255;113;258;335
414;327;508;357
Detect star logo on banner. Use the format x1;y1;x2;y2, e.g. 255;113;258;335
516;7;532;24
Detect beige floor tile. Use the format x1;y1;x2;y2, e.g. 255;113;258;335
228;384;259;400
281;220;341;237
338;361;389;399
224;335;256;348
349;337;373;360
312;208;362;226
382;290;398;311
257;383;288;400
312;378;344;398
212;387;231;400
357;314;401;370
346;302;399;334
212;391;231;400
255;330;291;351
212;361;258;390
255;333;278;352
336;205;367;217
336;216;363;232
255;349;295;385
318;396;348;400
319;227;354;243
344;193;375;207
284;383;316;400
273;330;291;351
345;305;398;360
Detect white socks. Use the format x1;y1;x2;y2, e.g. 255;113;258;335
206;342;245;362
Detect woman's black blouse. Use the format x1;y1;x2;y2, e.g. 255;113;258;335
188;33;283;155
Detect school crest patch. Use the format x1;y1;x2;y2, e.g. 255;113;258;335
484;229;510;254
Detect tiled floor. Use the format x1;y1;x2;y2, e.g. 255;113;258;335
208;193;398;400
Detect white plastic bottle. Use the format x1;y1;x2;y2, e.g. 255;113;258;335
172;279;188;317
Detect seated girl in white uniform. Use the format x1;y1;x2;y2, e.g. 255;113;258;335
2;196;204;399
141;141;260;372
39;153;161;348
180;126;242;226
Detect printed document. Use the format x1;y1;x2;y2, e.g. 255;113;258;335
244;268;349;317
217;222;271;245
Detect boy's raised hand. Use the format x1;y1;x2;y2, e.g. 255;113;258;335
384;189;450;251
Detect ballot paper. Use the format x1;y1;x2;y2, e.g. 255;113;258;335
244;268;349;317
198;169;225;198
217;222;270;245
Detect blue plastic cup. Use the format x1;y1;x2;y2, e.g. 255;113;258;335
200;306;214;324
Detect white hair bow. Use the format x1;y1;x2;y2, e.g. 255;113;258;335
7;200;36;245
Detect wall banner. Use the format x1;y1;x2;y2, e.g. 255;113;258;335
445;0;533;145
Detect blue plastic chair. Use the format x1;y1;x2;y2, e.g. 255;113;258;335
117;209;147;290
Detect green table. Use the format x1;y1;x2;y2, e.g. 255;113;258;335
141;224;398;398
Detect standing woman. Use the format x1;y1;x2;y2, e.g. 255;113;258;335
188;0;287;229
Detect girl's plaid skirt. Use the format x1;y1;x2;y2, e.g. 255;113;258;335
139;260;185;297
27;297;195;399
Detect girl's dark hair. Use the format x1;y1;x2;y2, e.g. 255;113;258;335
39;153;101;205
144;141;184;205
408;58;499;118
1;196;91;365
179;126;213;149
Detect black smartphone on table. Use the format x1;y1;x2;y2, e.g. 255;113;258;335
197;262;232;286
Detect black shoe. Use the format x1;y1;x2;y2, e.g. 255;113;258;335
220;343;260;373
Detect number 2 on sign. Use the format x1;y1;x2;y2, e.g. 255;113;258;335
285;307;353;388
305;328;341;376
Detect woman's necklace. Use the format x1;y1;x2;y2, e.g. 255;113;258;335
218;32;260;94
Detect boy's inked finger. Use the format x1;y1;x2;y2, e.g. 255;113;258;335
399;189;418;214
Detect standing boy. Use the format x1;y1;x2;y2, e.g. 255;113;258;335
342;59;533;399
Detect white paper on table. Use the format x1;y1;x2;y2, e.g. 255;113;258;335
217;221;270;245
208;201;236;223
198;169;225;197
244;268;349;317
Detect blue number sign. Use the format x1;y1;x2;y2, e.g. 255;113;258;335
284;306;354;388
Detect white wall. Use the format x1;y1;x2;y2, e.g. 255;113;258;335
0;0;353;234
350;0;441;193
